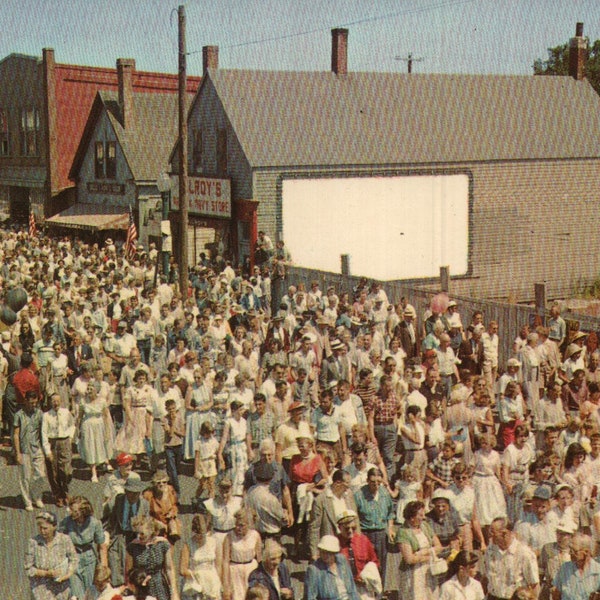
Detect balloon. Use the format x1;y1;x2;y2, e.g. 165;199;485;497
5;287;28;313
0;305;17;326
430;293;450;315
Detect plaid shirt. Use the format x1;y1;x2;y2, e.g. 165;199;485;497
430;455;460;486
247;409;276;447
371;392;398;425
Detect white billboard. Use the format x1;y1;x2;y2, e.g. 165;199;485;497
282;174;469;280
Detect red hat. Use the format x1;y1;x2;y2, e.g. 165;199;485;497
115;452;134;466
424;349;437;359
288;401;307;412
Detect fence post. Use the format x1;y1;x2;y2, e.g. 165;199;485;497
341;254;350;276
440;266;450;292
535;283;546;325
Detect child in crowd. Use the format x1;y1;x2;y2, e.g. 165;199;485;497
426;440;460;497
194;420;219;499
394;465;422;524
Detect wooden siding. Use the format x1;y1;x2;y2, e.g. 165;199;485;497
253;158;600;301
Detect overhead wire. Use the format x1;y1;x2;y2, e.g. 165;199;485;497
186;0;476;56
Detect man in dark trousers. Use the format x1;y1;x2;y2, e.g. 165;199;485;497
105;477;149;586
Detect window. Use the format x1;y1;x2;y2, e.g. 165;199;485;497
0;110;8;156
106;141;117;178
217;128;227;175
95;142;105;178
192;128;203;173
20;108;39;156
95;141;117;179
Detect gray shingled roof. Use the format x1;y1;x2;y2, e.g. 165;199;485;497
207;69;600;167
100;90;179;182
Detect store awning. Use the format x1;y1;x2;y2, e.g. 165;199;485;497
46;203;129;231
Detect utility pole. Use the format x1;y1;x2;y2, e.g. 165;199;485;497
178;4;189;297
394;53;424;73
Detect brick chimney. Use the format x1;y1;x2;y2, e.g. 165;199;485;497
569;22;586;81
116;58;135;128
331;28;348;76
202;46;219;74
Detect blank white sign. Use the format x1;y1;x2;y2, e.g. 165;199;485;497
282;174;469;281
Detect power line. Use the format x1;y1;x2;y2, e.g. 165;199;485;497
186;0;476;56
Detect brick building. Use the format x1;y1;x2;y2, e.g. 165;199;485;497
171;25;600;300
0;50;200;226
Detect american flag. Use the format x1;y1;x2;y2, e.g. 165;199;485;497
28;209;37;237
125;205;137;258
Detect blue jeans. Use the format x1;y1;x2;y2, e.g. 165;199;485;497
165;444;183;495
374;423;397;481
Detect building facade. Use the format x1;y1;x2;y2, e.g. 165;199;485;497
0;49;200;227
171;26;600;300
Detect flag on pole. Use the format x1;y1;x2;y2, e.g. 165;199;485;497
28;209;37;237
125;205;138;258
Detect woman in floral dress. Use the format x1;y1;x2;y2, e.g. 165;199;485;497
180;514;221;600
184;368;213;460
115;370;157;464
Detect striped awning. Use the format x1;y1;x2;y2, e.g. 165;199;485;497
46;203;129;231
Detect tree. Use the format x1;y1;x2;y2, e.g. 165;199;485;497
533;39;600;96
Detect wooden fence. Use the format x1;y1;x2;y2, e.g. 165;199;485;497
278;265;600;369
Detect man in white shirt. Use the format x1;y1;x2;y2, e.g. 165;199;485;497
42;392;75;506
345;442;376;493
482;321;499;396
482;516;539;600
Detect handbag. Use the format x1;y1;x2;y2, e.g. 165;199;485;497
167;516;182;541
429;549;448;576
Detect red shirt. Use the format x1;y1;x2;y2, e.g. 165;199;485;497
13;368;40;404
339;533;379;580
290;453;324;484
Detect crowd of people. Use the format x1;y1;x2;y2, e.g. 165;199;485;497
4;227;600;600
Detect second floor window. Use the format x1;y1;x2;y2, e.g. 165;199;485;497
106;141;117;178
95;142;104;178
192;128;203;173
217;128;227;175
21;108;39;156
95;140;117;179
0;110;8;156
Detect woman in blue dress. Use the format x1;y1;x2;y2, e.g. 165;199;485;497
59;495;107;600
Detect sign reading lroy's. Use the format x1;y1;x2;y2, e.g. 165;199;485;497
170;176;231;218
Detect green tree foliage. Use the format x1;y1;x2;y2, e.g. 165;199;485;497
533;39;600;96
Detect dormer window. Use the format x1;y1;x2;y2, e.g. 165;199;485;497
95;140;117;179
0;110;8;156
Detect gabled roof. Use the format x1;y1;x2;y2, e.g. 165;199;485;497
205;69;600;167
70;90;193;183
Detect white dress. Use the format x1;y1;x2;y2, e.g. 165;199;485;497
181;536;221;599
79;398;109;465
226;417;248;496
472;449;507;526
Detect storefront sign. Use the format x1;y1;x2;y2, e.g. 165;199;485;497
87;182;125;195
170;176;231;218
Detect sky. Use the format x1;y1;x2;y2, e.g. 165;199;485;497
3;0;600;77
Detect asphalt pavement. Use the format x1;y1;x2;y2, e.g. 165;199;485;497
0;448;309;600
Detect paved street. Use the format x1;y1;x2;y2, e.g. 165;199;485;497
0;449;309;600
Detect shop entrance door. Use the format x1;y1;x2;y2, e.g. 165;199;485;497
234;199;258;269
